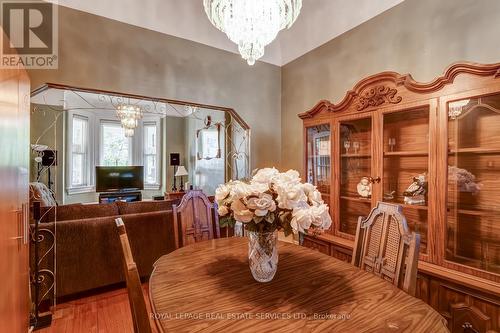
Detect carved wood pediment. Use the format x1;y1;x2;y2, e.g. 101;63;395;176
356;85;402;111
298;62;500;119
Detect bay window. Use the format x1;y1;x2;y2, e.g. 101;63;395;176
66;111;161;194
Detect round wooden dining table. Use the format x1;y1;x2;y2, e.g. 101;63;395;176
149;237;448;333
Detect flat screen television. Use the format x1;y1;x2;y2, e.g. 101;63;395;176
96;166;144;192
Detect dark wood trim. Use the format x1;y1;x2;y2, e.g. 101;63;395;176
31;82;250;130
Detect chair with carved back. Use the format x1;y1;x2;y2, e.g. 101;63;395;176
351;202;420;296
173;190;220;249
115;218;152;333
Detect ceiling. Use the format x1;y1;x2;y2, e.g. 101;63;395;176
49;0;404;66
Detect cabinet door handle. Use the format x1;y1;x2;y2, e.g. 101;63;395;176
462;322;479;333
22;202;29;244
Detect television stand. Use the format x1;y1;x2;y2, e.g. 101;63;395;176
99;190;142;203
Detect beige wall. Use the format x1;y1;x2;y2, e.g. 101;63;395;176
28;5;282;172
281;0;500;174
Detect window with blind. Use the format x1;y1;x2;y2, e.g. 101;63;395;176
71;115;89;187
143;122;159;186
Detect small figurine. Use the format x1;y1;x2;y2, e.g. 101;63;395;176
403;173;427;205
357;177;372;198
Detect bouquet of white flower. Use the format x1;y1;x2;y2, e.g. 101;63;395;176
215;168;332;236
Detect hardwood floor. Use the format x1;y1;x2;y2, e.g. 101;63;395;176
39;284;157;333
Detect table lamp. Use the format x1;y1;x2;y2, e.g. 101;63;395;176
175;166;188;192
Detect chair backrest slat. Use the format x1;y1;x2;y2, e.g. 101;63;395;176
352;202;420;296
173;190;220;249
115;218;152;333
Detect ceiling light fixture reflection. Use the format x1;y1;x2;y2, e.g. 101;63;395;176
116;105;143;137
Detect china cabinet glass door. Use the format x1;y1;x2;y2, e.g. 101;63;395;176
306;124;331;218
446;94;500;274
338;117;373;236
381;108;430;254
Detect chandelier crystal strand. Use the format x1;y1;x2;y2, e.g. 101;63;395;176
116;105;143;137
204;0;302;65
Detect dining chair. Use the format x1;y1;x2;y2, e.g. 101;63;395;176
115;218;153;333
351;202;420;296
173;190;220;249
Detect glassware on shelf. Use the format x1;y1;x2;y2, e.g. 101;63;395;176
388;138;396;152
344;140;351;154
306;125;331;195
446;93;500;274
353;141;360;154
383;108;429;253
339;118;372;235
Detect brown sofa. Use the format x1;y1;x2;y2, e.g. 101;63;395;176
33;200;180;300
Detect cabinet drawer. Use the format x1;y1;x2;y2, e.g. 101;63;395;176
331;244;353;263
302;236;330;255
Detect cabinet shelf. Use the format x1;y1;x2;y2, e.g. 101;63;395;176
401;203;428;211
450;209;497;216
384;151;428;157
449;148;500;154
340;196;371;203
341;153;371;158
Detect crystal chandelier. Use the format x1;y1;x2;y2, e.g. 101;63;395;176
116;105;143;137
203;0;302;65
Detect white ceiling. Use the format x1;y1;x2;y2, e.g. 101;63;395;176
49;0;404;66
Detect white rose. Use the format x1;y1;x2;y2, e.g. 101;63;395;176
302;182;316;194
271;169;301;188
290;205;313;234
301;183;324;206
251;167;279;184
276;183;307;210
230;199;253;223
249;182;270;194
290;203;332;233
215;183;231;202
230;181;253;200
309;190;324;206
310;204;332;229
247;193;276;217
217;205;229;216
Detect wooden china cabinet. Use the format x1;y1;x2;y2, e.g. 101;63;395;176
300;62;500;333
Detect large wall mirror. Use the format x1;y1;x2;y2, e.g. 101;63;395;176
29;84;251;311
30;84;251;205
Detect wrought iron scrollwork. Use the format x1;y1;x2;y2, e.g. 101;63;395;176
30;202;55;329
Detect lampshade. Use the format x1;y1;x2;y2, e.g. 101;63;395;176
175;165;188;177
